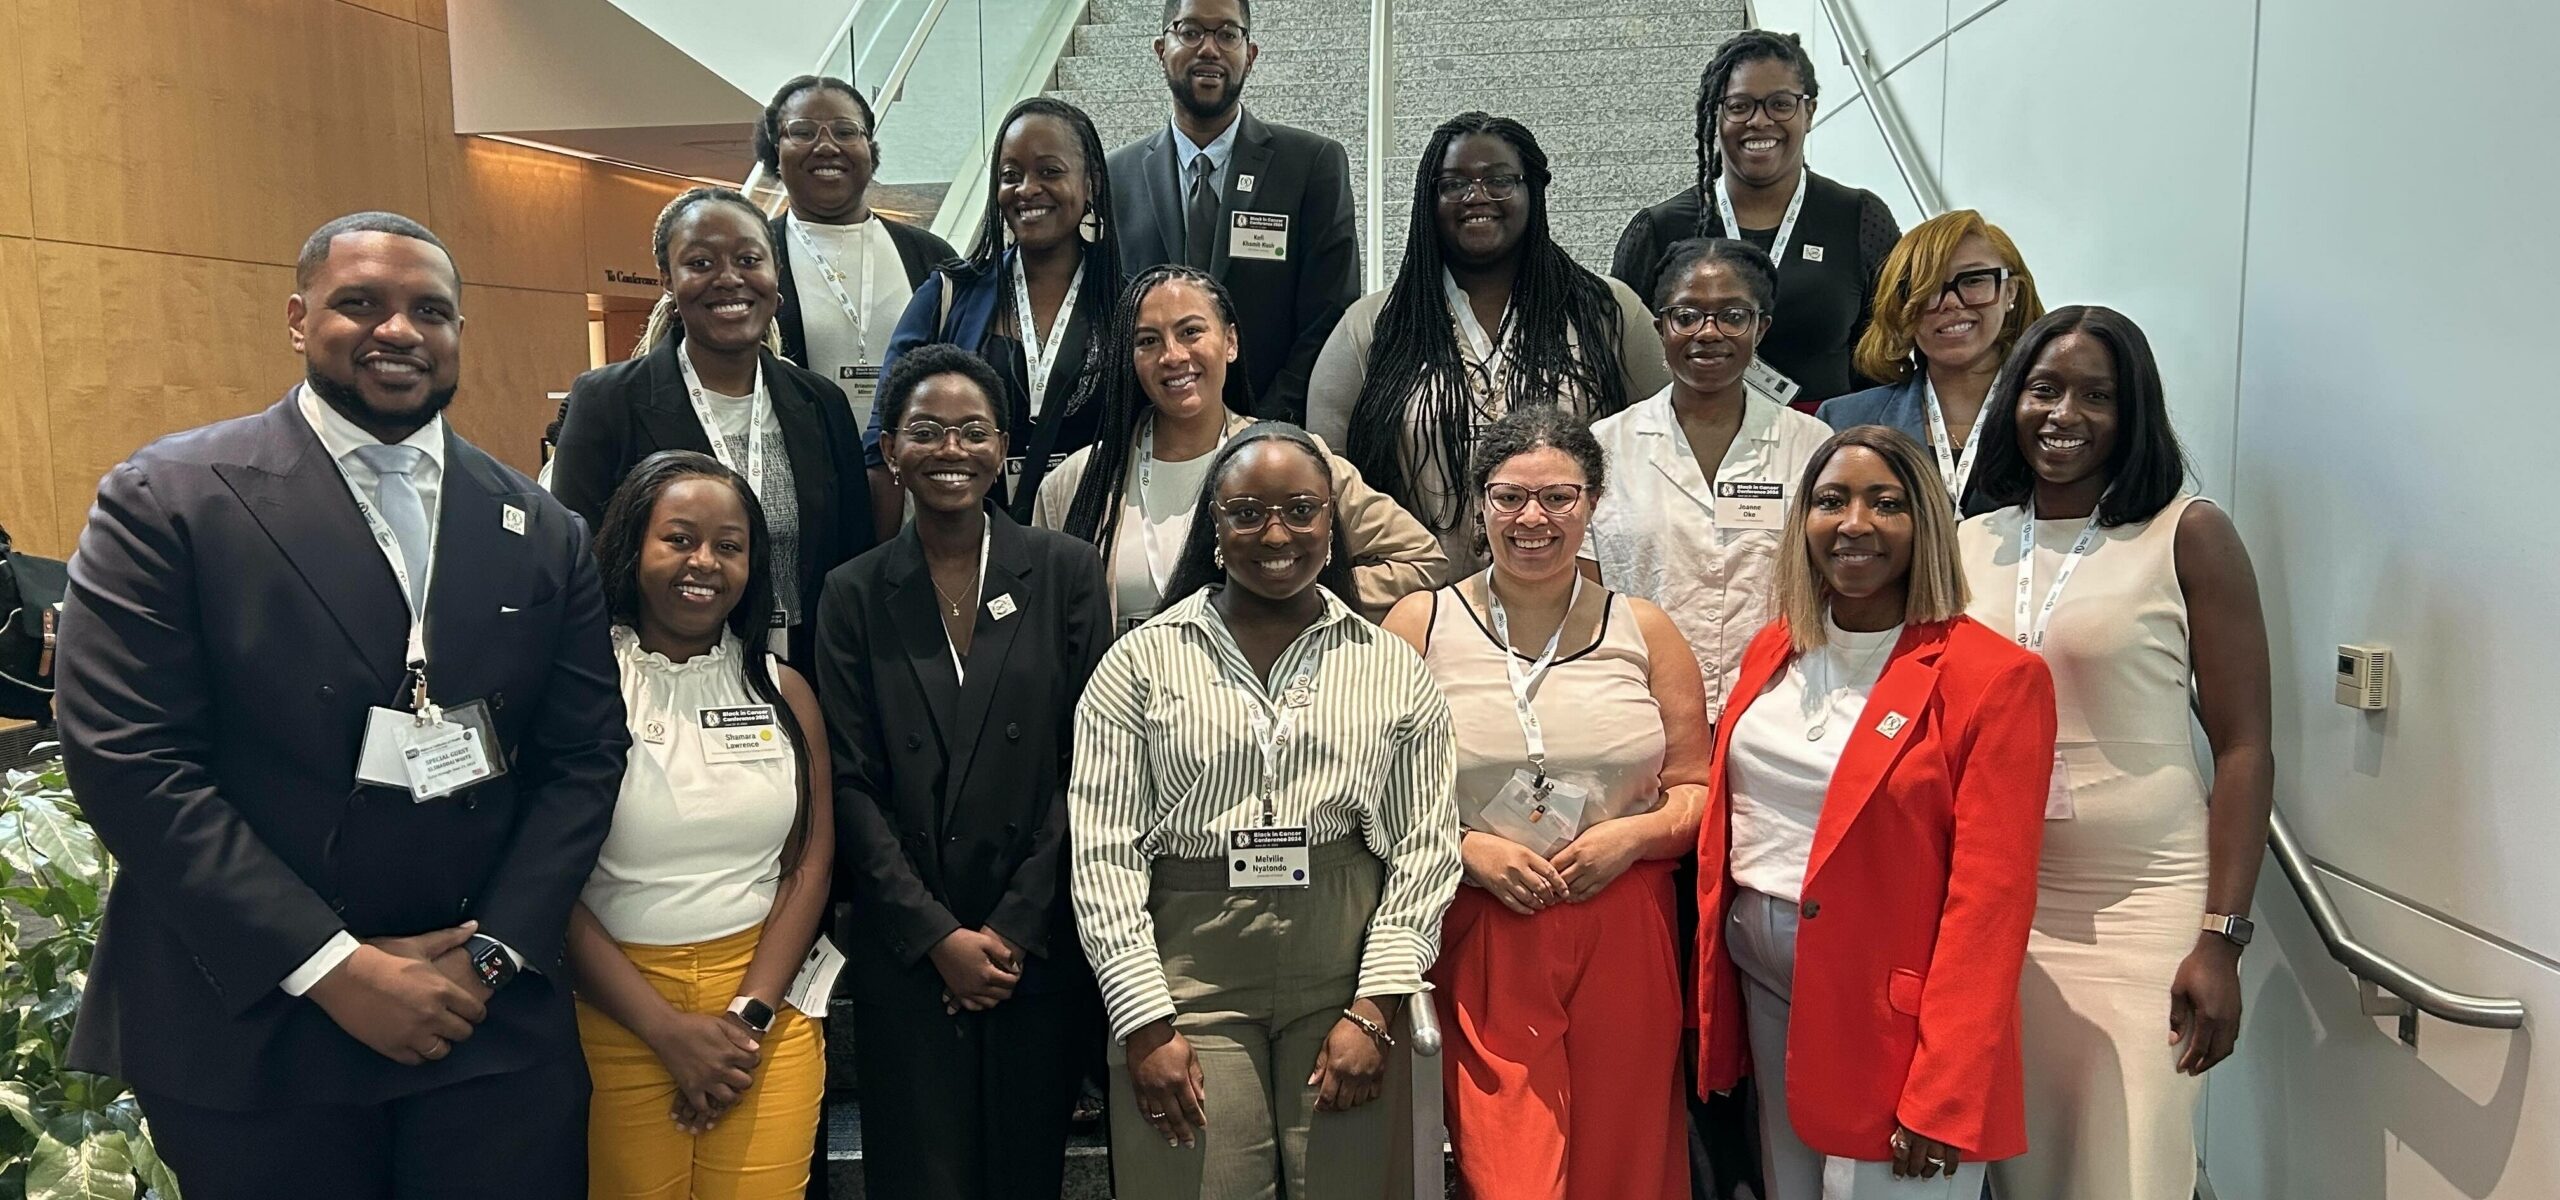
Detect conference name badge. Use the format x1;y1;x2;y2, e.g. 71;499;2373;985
1742;358;1801;407
1230;212;1289;262
357;699;508;803
843;364;881;423
1228;826;1312;890
1713;481;1786;531
699;704;789;764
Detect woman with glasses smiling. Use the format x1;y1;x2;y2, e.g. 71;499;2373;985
1610;30;1901;413
756;75;959;437
1069;422;1459;1200
1381;406;1709;1199
1818;210;2045;499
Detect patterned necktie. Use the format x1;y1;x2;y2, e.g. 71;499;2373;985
351;443;431;613
1185;152;1219;269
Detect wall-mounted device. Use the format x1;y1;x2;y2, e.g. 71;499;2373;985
2335;644;2391;711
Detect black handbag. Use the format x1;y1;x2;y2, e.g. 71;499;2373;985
0;521;68;722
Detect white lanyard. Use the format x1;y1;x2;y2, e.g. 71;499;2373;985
675;342;769;495
1010;253;1085;418
1715;166;1809;271
1484;569;1582;785
348;487;435;711
2013;502;2103;652
788;214;881;361
1441;268;1511;394
1212;609;1324;828
1923;376;1987;499
943;521;992;683
1134;417;1210;599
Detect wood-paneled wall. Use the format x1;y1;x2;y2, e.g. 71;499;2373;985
0;0;689;556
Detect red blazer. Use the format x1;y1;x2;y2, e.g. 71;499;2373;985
1694;616;2054;1162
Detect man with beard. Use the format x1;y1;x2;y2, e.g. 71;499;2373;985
53;212;628;1198
1104;0;1360;424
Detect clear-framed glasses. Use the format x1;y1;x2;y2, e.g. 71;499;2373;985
1434;173;1525;202
1655;304;1764;338
1165;21;1249;50
899;419;1001;448
1217;496;1331;535
1484;482;1589;516
780;118;868;147
1929;266;2013;309
1718;91;1810;124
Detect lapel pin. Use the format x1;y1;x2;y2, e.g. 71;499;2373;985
1876;712;1909;739
501;505;527;535
642;719;669;744
1237;174;1257;193
1803;244;1827;262
988;594;1018;621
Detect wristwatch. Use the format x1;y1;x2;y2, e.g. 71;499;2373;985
465;934;519;991
727;996;776;1034
2201;913;2255;947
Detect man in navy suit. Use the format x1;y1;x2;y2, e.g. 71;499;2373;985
53;212;629;1198
1106;0;1362;424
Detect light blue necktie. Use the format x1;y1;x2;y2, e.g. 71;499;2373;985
351;443;431;613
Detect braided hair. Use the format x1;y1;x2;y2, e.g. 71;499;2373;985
1343;112;1631;535
1059;265;1255;545
963;97;1126;420
1691;30;1821;237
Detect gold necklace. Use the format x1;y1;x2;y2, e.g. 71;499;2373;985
930;571;973;619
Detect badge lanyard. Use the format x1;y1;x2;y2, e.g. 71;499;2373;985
1212;615;1324;829
1134;417;1210;599
788;214;880;362
943;520;992;683
1441;269;1511;403
2013;501;2103;652
1923;376;1988;499
1010;253;1085;419
675;342;769;496
1484;569;1582;790
349;485;438;719
1715;166;1809;271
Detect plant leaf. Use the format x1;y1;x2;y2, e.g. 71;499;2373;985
13;799;103;889
0;1081;41;1136
26;1127;137;1200
126;1120;179;1200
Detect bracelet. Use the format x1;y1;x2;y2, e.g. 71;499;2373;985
1339;1007;1396;1048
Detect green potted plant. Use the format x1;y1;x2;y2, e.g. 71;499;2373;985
2;747;181;1199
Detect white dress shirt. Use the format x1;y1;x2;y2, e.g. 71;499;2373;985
1171;110;1244;201
1585;387;1833;722
786;211;912;429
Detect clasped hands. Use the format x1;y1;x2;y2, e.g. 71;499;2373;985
305;921;491;1068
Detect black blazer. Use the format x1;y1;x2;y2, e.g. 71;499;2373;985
550;334;877;669
1107;108;1361;424
812;512;1110;1010
769;211;958;372
54;395;629;1109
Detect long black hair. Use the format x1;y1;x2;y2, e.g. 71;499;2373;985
1959;305;2190;527
1343;112;1631;534
1159;423;1357;609
1059;264;1254;545
962;97;1125;424
594;450;814;876
1690;30;1822;237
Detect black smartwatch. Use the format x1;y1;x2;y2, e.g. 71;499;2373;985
466;934;519;992
727;996;776;1034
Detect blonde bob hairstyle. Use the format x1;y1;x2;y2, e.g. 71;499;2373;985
1851;209;2044;385
1777;425;1969;653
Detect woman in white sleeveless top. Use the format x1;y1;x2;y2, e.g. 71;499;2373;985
1953;307;2274;1200
569;450;834;1199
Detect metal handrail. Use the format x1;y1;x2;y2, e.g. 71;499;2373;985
2269;808;2526;1036
1363;0;1397;292
871;0;955;109
1812;0;1946;217
1405;985;1444;1199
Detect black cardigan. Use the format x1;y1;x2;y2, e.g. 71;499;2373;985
769;212;960;371
549;334;877;670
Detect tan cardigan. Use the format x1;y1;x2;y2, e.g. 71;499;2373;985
1031;411;1452;623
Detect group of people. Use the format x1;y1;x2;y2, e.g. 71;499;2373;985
43;8;2276;1200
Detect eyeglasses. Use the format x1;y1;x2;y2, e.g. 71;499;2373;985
899;419;1001;448
1718;91;1810;124
781;119;869;147
1927;266;2013;309
1484;483;1589;516
1217;497;1331;535
1655;304;1765;338
1434;174;1525;202
1165;21;1249;50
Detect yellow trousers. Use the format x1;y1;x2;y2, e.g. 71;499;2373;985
576;923;825;1200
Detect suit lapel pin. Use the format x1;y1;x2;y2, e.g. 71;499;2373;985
1876;711;1909;739
988;594;1018;621
501;505;527;535
1236;174;1256;193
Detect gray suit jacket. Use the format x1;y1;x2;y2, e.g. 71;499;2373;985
1106;108;1361;424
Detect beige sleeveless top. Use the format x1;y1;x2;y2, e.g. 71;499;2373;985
1420;583;1668;832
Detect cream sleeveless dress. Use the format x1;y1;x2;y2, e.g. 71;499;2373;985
1958;493;2210;1200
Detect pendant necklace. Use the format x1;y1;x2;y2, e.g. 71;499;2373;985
1805;631;1895;741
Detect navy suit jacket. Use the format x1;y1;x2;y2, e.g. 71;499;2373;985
55;395;629;1109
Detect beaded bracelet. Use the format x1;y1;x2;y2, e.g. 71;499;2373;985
1338;1007;1397;1048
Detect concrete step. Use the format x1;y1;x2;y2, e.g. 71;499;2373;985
823;1095;1115;1199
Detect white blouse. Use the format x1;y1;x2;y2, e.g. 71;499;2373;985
584;626;801;946
1724;614;1903;903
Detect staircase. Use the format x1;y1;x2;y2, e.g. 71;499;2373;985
820;1000;1116;1197
1049;0;1750;276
